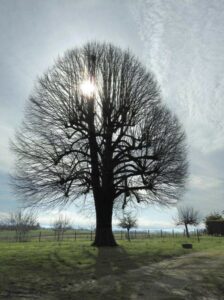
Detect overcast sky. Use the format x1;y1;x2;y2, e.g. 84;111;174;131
0;0;223;229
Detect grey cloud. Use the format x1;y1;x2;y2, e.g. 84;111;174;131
131;0;224;216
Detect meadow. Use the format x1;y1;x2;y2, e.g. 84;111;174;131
0;235;223;299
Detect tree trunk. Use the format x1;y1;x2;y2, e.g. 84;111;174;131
185;223;190;238
92;198;117;247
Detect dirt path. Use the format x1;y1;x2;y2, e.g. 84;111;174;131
1;251;224;300
122;251;224;300
75;251;224;300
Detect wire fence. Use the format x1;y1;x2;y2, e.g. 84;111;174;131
0;228;207;243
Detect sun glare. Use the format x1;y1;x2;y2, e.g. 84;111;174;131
80;80;95;97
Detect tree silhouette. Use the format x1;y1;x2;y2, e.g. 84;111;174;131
0;210;38;242
176;206;200;238
118;212;137;241
53;215;72;241
12;42;188;246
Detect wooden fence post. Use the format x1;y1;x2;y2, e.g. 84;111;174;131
39;231;41;242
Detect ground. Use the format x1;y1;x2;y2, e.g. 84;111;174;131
114;250;224;300
50;249;224;300
0;237;223;299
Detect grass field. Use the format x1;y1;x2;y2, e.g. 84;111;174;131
0;236;223;299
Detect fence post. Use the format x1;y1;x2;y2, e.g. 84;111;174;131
90;230;93;241
197;229;200;242
148;230;150;238
172;229;174;238
135;230;137;239
121;231;122;240
74;230;76;241
160;230;163;238
39;231;41;242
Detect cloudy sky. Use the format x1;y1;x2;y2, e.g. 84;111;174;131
0;0;223;229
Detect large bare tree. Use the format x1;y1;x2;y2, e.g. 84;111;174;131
12;42;188;246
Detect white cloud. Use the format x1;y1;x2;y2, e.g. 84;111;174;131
130;1;224;218
37;209;95;228
189;174;223;190
0;125;14;172
131;0;224;153
29;205;179;229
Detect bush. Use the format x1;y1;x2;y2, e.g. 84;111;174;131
206;220;224;236
205;213;224;236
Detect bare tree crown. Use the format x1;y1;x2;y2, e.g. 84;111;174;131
118;212;137;230
12;42;188;210
176;206;200;226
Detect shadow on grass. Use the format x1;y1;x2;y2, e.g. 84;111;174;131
94;245;138;277
0;240;190;300
60;245;140;300
16;243;140;300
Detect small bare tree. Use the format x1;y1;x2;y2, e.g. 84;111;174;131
53;215;71;241
118;212;137;241
176;206;200;238
0;213;8;230
4;210;38;242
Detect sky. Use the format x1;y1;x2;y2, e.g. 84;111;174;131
0;0;223;230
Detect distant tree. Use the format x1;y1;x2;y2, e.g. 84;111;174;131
12;42;188;246
176;206;200;238
205;212;223;221
0;214;7;230
53;215;71;241
205;212;224;236
118;212;137;241
3;210;38;242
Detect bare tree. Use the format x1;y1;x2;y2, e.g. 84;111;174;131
118;212;137;241
12;42;188;246
52;215;71;241
0;213;8;230
2;210;38;242
176;206;200;238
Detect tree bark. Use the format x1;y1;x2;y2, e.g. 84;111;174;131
185;223;190;238
92;197;117;247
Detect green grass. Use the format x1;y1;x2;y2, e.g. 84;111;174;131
0;236;223;299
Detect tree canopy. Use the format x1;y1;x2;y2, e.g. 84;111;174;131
12;42;188;246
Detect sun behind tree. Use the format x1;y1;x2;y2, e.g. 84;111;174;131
12;42;188;247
